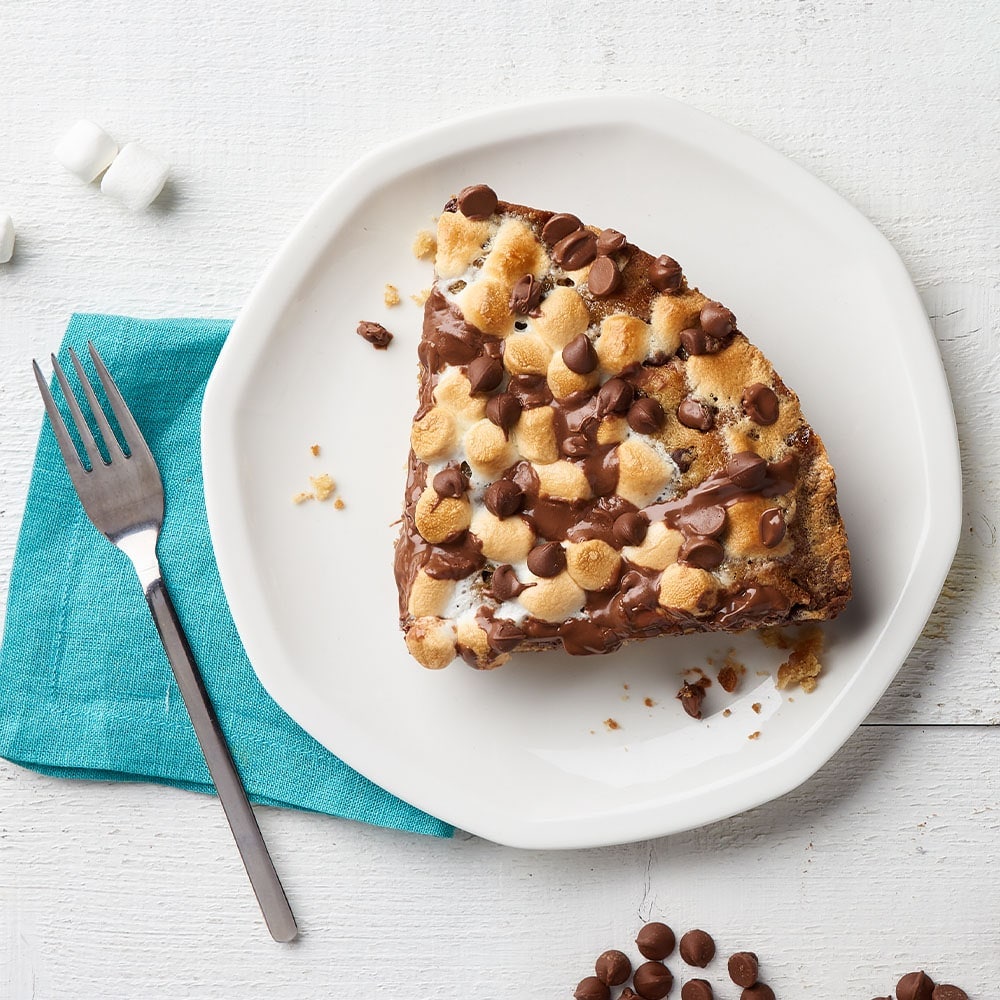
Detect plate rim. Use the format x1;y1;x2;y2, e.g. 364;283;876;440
201;94;962;849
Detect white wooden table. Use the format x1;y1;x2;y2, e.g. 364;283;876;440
2;3;998;997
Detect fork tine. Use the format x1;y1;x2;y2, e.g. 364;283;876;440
68;346;126;460
49;353;103;469
33;359;92;474
86;341;151;460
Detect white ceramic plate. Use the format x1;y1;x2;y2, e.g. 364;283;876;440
202;96;960;849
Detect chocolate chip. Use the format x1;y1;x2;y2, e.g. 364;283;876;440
897;972;935;1000
932;987;969;1000
635;922;675;960
541;212;583;247
563;333;599;374
574;976;610;1000
553;229;598;270
681;981;714;1000
677;397;715;432
680;504;726;538
588;256;622;297
597;377;635;415
596;228;627;255
489;564;531;602
677;680;707;719
431;467;468;498
679;535;725;570
486;618;525;653
527;541;566;578
562;433;592;457
595;950;632;987
740;986;774;1000
486;392;522;436
727;452;768;490
467;355;504;394
509;274;543;316
728;952;759;988
679;929;716;968
700;301;735;338
627;397;665;434
671;448;693;472
484;480;524;519
613;511;649;547
508;373;553;408
742;383;779;425
759;508;786;548
679;326;726;356
633;962;673;1000
648;254;683;293
456;183;498;221
767;453;799;493
621;991;639;1000
356;320;393;349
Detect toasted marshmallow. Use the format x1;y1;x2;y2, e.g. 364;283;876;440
546;350;600;400
615;438;673;507
534;460;592;502
566;539;622;592
482;218;549;284
408;570;455;618
515;406;559;464
405;617;457;669
435;211;493;279
726;497;794;559
596;314;649;373
464;419;517;478
657;563;718;614
649;289;708;357
454;618;508;670
532;286;590;350
433;366;487;422
410;406;458;461
623;522;683;570
414;488;471;544
470;508;535;563
518;570;586;622
503;331;552;375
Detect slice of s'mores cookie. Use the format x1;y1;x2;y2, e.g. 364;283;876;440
395;184;851;670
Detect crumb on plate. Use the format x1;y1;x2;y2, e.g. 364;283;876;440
384;283;400;307
776;626;824;693
412;230;437;259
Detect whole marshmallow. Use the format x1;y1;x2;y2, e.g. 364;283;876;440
0;214;14;264
100;142;169;211
54;120;119;183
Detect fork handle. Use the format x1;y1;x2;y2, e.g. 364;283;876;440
145;578;299;943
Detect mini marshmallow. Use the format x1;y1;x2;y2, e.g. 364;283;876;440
0;214;14;264
100;141;168;210
54;120;119;182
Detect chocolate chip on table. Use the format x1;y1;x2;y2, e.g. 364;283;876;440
627;397;665;435
597;377;635;415
635;921;676;961
509;273;543;315
467;354;504;393
726;451;768;490
677;680;708;720
596;228;627;255
486;392;522;435
677;398;715;432
574;975;611;1000
554;228;599;270
527;541;566;577
681;982;714;1000
563;332;599;374
931;987;969;1000
542;212;583;247
700;301;735;338
728;952;759;988
613;511;649;547
679;929;716;967
759;508;786;548
633;961;674;1000
742;382;780;425
897;972;936;1000
679;535;725;570
594;949;632;987
740;985;774;1000
484;480;524;519
588;256;622;297
356;320;393;349
456;183;498;221
648;254;683;293
679;504;726;539
431;467;468;498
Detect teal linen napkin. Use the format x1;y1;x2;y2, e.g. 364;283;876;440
0;314;452;838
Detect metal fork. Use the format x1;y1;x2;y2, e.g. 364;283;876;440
33;343;298;943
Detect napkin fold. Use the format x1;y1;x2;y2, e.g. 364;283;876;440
0;315;452;838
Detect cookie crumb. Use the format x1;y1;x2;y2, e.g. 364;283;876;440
410;287;430;306
752;702;762;714
717;651;745;694
604;717;620;731
309;473;336;502
760;626;792;650
384;283;400;307
334;498;345;510
748;731;761;740
722;708;732;718
643;697;656;708
412;229;437;260
310;444;321;457
776;626;824;693
292;491;313;504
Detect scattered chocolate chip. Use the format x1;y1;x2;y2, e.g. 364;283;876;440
597;377;635;415
596;228;627;255
431;467;468;498
627;397;665;435
563;333;599;374
679;535;725;570
682;981;713;1000
456;183;498;221
759;508;786;548
484;480;524;519
728;952;759;988
677;397;715;432
727;452;768;490
742;383;779;425
467;355;504;394
648;254;683;293
486;392;522;435
700;301;735;338
509;274;544;316
677;681;707;719
635;922;676;960
588;256;622;297
633;961;673;1000
897;972;935;1000
740;986;774;1000
356;320;393;349
574;975;611;1000
527;541;566;577
932;987;969;1000
542;212;583;247
679;929;716;968
489;564;531;602
613;511;649;547
562;433;592;457
680;504;726;538
671;448;693;472
554;229;598;270
595;950;632;987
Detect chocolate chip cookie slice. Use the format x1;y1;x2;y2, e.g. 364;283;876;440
395;185;851;670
